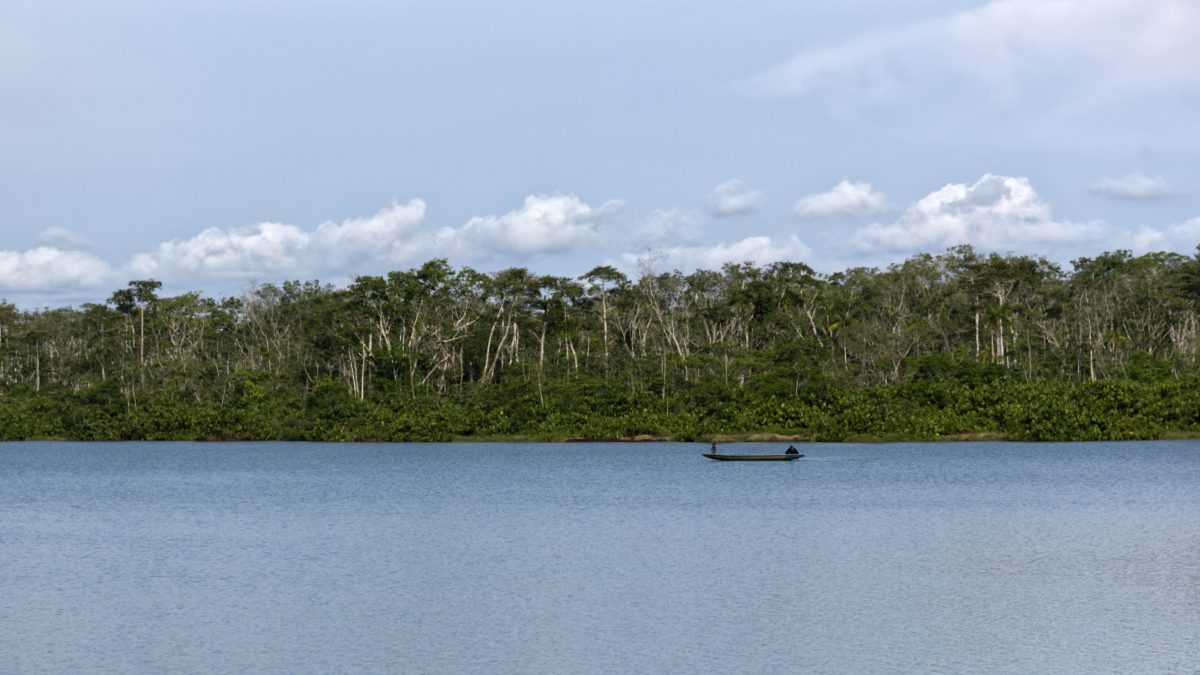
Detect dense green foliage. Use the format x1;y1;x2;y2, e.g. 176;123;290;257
4;246;1200;441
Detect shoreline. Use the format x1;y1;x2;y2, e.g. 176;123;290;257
8;430;1200;443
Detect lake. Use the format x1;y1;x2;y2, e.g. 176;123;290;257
1;441;1197;673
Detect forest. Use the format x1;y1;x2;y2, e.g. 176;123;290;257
3;245;1200;442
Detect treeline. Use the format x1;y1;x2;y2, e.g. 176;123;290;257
3;245;1200;441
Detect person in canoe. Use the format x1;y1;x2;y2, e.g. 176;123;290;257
785;445;799;455
710;441;719;455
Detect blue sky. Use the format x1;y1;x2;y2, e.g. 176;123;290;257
2;0;1199;305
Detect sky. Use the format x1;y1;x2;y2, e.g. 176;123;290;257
2;0;1199;306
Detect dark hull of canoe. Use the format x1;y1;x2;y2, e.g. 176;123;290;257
703;453;803;461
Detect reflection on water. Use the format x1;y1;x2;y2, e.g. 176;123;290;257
1;441;1197;673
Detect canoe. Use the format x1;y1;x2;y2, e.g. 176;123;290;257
703;453;803;461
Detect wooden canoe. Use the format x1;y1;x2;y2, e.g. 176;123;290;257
703;453;803;461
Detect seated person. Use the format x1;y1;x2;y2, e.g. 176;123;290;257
785;445;799;455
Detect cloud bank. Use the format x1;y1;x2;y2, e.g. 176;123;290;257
620;235;811;274
128;194;625;281
4;178;1198;305
128;200;427;279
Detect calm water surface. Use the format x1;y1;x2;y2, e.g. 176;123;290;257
1;441;1198;673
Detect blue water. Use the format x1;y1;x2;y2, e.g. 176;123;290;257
1;441;1197;673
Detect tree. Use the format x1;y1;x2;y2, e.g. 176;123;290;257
109;279;162;369
582;265;627;369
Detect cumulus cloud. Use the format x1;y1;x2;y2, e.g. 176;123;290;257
1131;217;1200;253
0;246;113;292
707;179;764;217
1087;173;1173;201
130;222;309;277
447;194;621;257
314;199;428;261
619;235;811;273
793;180;887;218
126;194;622;283
853;174;1104;253
753;0;1200;105
130;199;426;278
456;195;619;255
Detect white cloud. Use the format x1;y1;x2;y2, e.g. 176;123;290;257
707;179;764;217
632;208;703;245
1087;173;1173;201
314;199;427;261
433;194;622;260
36;226;89;250
0;246;113;292
793;180;887;218
619;235;811;273
1131;217;1200;253
754;1;1200;104
130;200;426;278
128;194;624;282
130;222;309;277
854;174;1104;253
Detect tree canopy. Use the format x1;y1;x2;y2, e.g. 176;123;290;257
4;246;1200;441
